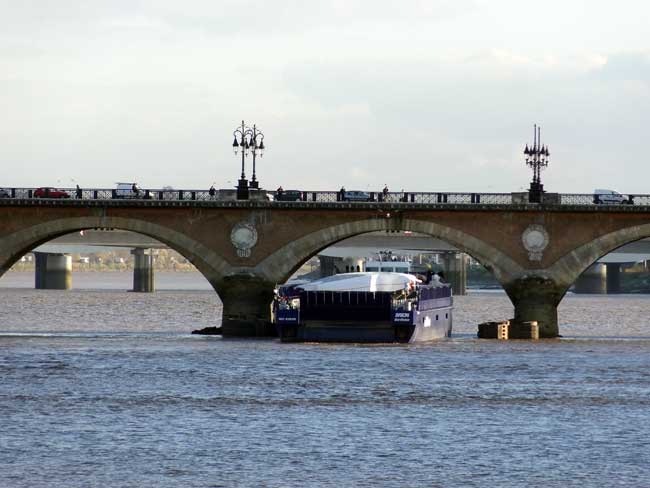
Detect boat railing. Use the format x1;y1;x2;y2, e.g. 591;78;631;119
276;296;300;310
391;297;412;312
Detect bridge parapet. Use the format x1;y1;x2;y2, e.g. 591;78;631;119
3;187;650;208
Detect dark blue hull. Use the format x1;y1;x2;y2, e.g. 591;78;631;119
276;305;452;343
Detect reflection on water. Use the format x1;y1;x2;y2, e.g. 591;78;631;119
2;272;650;487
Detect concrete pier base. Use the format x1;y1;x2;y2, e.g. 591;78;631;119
131;248;155;293
34;252;72;290
509;321;540;340
513;300;557;338
477;320;539;340
573;263;607;294
478;321;509;339
441;252;467;295
506;276;561;338
217;275;275;337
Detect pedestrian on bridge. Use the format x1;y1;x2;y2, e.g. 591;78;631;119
209;185;216;199
75;185;82;199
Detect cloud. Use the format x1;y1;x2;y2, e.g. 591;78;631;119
591;51;650;83
1;3;650;194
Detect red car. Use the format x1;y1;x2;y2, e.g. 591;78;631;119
34;187;70;199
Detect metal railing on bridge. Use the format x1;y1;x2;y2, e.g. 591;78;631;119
286;191;513;205
2;187;650;206
558;193;650;206
0;188;518;205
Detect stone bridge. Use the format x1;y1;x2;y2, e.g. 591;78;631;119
2;197;650;338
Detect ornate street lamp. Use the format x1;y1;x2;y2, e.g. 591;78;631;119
524;124;550;203
232;120;267;197
232;120;254;199
249;124;265;189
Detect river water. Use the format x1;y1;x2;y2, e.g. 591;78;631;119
1;271;649;487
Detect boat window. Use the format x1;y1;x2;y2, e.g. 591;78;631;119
436;315;439;320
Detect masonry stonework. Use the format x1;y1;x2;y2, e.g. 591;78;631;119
2;200;650;338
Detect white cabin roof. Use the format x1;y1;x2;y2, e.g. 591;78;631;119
297;272;420;292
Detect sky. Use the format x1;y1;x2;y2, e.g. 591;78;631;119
1;0;649;194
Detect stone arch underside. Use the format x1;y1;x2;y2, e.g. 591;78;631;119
0;216;232;291
548;223;650;292
255;216;526;286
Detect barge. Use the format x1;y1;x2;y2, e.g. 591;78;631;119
273;272;452;343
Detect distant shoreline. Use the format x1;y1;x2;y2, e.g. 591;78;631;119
6;267;201;273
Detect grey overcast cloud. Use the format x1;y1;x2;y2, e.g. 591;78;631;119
1;0;649;193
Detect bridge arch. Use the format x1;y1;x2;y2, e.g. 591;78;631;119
549;223;650;292
256;216;524;287
0;216;232;291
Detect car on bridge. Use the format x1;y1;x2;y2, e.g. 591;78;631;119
114;182;141;199
0;189;10;198
593;189;632;205
275;189;303;201
34;187;70;199
343;190;372;202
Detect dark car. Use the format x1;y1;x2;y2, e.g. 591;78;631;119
275;190;303;201
34;187;70;199
343;190;371;202
0;189;10;198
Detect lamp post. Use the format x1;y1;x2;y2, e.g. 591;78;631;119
524;124;550;203
232;120;254;199
249;124;265;189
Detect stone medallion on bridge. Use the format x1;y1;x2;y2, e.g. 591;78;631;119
230;222;258;258
521;224;549;262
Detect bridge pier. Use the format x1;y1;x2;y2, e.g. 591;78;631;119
318;256;364;276
506;277;561;338
605;263;621;294
217;275;276;337
441;252;467;295
131;248;155;293
318;255;337;277
573;263;607;294
34;252;72;290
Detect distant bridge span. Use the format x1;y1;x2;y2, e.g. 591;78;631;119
41;229;650;265
3;196;650;337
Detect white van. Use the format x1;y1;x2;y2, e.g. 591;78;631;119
593;189;631;205
115;182;140;199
